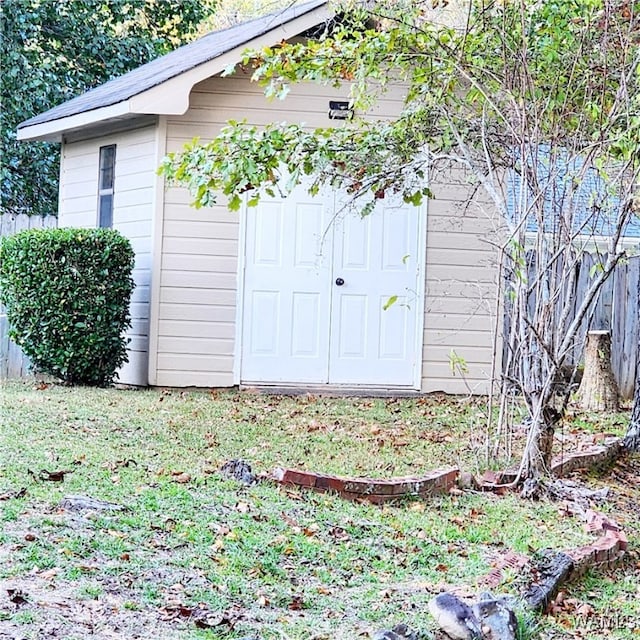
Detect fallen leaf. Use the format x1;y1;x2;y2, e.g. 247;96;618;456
0;488;27;500
328;526;350;541
7;589;28;605
576;602;595;617
38;568;60;580
77;564;99;572
39;468;73;482
104;458;137;471
281;512;299;527
107;530;127;539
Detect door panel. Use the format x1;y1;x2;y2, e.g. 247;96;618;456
378;294;410;359
328;198;420;385
340;213;371;269
248;290;280;355
252;202;283;265
241;189;423;387
335;294;368;359
241;185;332;383
291;292;322;357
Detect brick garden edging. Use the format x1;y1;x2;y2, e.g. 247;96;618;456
272;466;459;503
483;436;623;486
524;508;627;611
270;435;629;614
272;436;623;502
568;508;627;574
550;437;623;478
481;436;629;609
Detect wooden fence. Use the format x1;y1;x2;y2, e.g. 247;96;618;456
586;253;639;399
0;214;57;379
504;251;639;400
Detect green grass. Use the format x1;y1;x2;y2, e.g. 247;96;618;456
0;380;638;640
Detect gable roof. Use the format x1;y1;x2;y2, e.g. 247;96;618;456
17;0;330;142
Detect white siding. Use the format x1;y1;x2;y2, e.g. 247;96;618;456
59;125;157;385
157;71;502;393
422;172;503;394
156;73;408;387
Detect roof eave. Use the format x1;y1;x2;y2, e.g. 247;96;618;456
17;3;332;143
17;102;134;142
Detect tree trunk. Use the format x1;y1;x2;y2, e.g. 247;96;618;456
520;412;558;479
576;330;619;412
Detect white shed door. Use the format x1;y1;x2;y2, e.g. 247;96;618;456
240;187;423;387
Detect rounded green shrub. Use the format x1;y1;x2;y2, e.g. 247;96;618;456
0;227;135;386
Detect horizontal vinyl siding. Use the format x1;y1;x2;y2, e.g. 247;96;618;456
158;71;502;394
421;168;504;394
156;72;407;387
59;125;157;386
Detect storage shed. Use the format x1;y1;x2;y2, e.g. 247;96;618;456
17;0;502;393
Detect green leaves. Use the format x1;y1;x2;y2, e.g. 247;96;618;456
382;295;398;311
1;0;216;217
159;0;640;230
160;111;435;211
0;228;135;386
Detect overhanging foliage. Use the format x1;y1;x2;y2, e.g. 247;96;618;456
0;0;216;217
162;0;640;478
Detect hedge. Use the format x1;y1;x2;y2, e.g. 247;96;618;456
0;227;135;386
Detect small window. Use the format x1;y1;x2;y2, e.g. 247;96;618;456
97;145;116;227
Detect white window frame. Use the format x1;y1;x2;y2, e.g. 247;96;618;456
97;144;116;228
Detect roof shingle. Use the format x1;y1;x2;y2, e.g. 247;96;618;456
18;0;328;130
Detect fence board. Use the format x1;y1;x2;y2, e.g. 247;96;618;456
504;251;639;400
0;214;57;379
619;258;639;398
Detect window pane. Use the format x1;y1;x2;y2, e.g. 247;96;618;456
99;194;113;228
99;146;115;190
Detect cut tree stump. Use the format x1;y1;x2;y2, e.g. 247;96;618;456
576;330;619;411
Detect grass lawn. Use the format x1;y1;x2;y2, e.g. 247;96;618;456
0;380;638;639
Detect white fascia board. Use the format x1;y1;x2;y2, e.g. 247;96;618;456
523;231;640;252
16;101;132;142
17;4;331;142
129;4;332;115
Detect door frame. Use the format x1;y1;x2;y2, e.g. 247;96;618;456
234;191;428;391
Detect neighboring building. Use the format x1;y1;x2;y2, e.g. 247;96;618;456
17;0;502;393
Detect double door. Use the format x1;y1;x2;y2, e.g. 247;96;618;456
240;184;424;387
